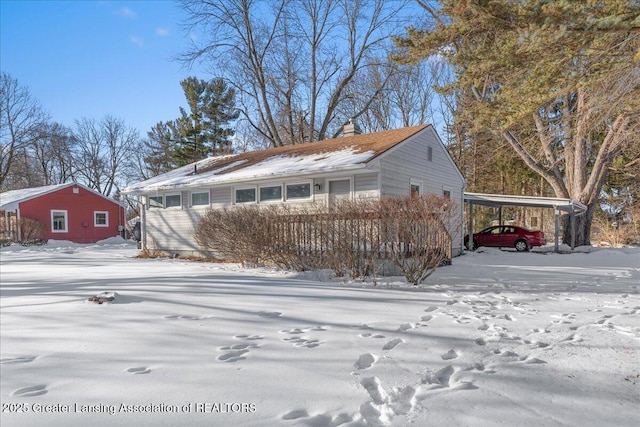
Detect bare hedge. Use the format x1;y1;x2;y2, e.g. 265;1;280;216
194;195;457;285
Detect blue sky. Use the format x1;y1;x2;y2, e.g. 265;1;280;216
1;0;204;136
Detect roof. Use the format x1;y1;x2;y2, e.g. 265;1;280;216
464;192;588;214
123;125;430;194
0;183;125;211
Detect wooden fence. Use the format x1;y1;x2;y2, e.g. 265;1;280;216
267;211;452;263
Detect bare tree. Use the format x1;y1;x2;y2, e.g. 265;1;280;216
31;122;76;185
72;116;139;196
179;0;410;147
0;72;48;189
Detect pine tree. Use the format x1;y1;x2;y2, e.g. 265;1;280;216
395;0;640;245
172;77;239;166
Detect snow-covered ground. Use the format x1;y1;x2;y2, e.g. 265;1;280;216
1;240;639;427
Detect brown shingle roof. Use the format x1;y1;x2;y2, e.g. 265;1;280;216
194;124;429;176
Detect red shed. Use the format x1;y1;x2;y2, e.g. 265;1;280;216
0;183;126;243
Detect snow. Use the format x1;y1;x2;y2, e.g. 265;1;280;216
1;242;639;426
123;148;373;193
0;184;71;210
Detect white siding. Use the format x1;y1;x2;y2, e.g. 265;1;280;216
211;186;232;209
354;173;379;199
379;126;465;254
145;206;204;252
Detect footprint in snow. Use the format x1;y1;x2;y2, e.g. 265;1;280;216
217;343;259;362
257;311;282;318
355;353;377;370
283;337;321;348
441;349;460;360
11;385;47;397
234;334;264;340
0;356;37;364
281;409;309;420
360;332;386;339
474;337;487;346
126;367;151;374
382;338;404;351
397;323;416;332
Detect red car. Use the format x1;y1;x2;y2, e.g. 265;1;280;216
464;225;546;252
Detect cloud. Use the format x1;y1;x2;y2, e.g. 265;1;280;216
130;35;144;47
116;6;136;19
156;27;169;36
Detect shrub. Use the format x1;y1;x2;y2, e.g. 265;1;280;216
193;195;457;285
19;217;46;241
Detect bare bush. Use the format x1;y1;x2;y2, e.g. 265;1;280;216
193;195;456;285
19;216;46;241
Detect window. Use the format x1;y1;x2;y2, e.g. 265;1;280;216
149;196;163;209
165;194;181;208
427;146;433;161
191;192;210;207
260;185;282;202
94;211;109;227
410;179;422;198
51;210;68;233
235;187;256;204
286;183;311;200
443;190;451;199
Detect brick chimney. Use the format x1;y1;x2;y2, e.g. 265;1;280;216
342;118;362;137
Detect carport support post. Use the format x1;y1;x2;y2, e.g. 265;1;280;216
468;202;474;251
571;212;576;250
554;209;559;253
498;205;503;225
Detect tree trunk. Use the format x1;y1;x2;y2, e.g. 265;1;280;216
562;202;596;247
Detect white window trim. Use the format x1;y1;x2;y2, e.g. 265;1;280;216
164;193;182;209
258;184;283;203
442;186;452;198
94;211;109;227
51;210;68;233
234;186;257;204
190;191;210;208
285;181;313;201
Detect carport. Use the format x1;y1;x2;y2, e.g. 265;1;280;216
464;192;588;253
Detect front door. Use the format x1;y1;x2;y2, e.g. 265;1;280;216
328;179;351;206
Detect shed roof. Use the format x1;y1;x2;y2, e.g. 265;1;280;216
0;183;124;211
1;183;72;211
464;192;587;214
123;125;430;194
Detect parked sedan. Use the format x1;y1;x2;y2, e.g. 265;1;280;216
464;225;546;252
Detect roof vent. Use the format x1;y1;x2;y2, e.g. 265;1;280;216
343;118;362;137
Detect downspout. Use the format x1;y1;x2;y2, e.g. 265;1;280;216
140;197;147;251
460;182;466;254
16;208;22;241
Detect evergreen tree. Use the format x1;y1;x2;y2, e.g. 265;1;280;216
395;0;640;246
171;77;239;166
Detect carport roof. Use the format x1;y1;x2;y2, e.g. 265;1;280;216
464;192;587;214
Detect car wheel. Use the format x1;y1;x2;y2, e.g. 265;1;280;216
514;239;529;252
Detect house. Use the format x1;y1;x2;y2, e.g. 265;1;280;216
0;183;126;244
123;124;466;256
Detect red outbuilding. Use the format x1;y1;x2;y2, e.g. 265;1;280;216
0;183;126;243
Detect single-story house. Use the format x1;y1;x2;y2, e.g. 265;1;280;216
0;183;126;243
123;123;466;256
